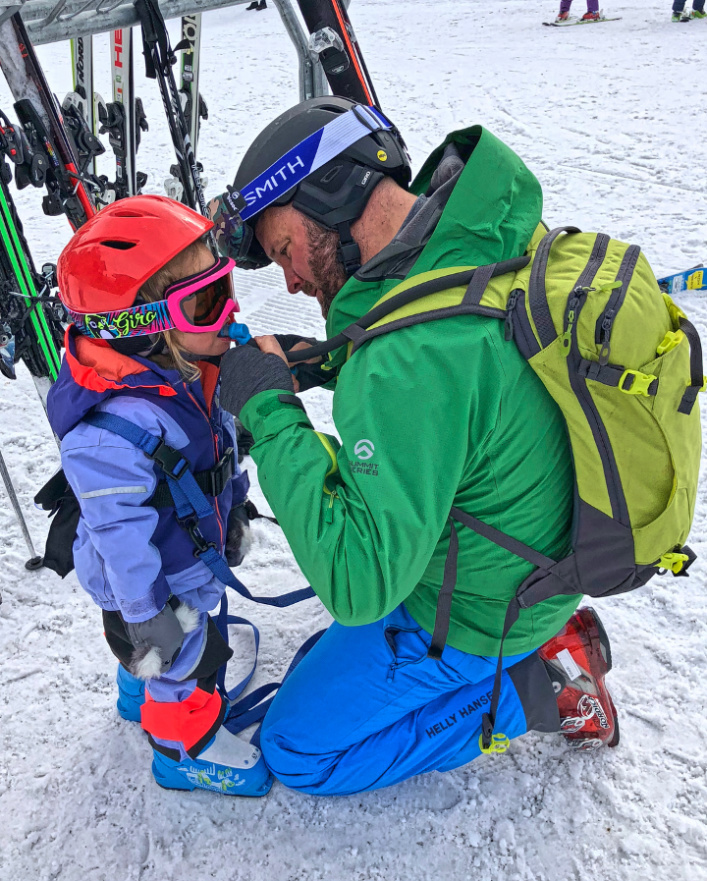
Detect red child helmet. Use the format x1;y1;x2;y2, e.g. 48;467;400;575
58;195;214;314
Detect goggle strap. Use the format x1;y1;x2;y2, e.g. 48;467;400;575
222;105;394;224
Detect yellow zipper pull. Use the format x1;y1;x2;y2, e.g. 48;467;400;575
325;491;337;523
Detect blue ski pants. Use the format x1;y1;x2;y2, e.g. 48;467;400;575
260;604;559;795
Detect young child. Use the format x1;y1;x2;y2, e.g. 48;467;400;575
556;0;602;22
672;0;706;20
47;195;272;797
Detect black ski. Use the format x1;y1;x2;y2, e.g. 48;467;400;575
0;126;63;385
0;12;97;229
296;0;381;108
178;13;208;156
135;0;208;216
165;12;209;204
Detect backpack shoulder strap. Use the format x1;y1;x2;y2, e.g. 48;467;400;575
285;256;530;366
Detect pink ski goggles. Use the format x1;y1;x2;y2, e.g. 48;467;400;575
69;256;239;340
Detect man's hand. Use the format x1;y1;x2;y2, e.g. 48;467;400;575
219;340;295;417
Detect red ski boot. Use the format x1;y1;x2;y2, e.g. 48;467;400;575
538;607;619;751
580;11;602;20
555;10;570;20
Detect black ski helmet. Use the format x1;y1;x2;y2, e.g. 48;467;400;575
232;96;411;275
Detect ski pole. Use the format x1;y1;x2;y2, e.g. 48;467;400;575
0;446;43;570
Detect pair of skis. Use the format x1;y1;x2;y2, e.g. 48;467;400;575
66;32;148;204
135;0;209;214
166;12;209;203
0;13;96;230
67;15;207;208
543;13;621;27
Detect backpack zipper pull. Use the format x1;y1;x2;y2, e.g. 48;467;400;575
598;310;615;365
505;290;520;341
596;281;623;366
561;290;585;356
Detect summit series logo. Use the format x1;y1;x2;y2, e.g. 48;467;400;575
350;439;378;477
354;439;375;460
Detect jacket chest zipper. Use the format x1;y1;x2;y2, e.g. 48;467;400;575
185;385;224;544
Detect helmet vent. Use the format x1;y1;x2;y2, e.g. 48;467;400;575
101;240;137;250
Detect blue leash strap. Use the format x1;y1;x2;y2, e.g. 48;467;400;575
213;595;261;701
199;545;315;606
223;628;327;745
84;411;316;606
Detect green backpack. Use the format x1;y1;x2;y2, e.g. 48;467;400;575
304;223;704;745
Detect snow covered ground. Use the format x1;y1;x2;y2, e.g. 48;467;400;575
2;0;707;878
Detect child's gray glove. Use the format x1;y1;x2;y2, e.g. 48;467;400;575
125;601;191;679
225;501;252;567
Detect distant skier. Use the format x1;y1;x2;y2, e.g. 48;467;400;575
245;0;267;10
672;0;706;20
47;196;272;798
555;0;601;21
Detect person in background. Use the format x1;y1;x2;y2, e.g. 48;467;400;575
556;0;601;22
672;0;706;20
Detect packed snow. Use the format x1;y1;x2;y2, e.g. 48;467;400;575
1;1;707;879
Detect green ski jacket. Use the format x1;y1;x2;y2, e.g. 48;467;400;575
240;125;579;657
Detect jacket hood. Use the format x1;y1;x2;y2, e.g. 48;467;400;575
325;125;543;341
47;326;178;440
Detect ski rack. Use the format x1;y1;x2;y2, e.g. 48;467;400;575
0;0;329;101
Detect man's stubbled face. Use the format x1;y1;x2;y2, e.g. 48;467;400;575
301;216;348;318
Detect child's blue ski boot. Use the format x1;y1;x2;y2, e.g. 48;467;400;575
116;665;145;722
151;727;273;797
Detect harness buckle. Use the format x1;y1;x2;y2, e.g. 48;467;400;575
179;516;217;559
150;439;188;480
210;448;234;497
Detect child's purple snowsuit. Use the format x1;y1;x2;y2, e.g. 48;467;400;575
47;327;248;710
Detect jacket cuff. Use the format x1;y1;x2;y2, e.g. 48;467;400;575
119;570;172;623
240;388;312;439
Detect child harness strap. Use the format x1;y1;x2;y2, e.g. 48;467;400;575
82;410;322;740
83;410;316;608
